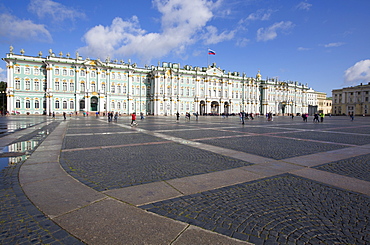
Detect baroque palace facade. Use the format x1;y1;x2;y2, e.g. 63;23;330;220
3;47;312;116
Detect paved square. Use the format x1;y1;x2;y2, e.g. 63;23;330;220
140;174;370;245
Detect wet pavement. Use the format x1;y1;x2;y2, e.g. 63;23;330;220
1;115;370;244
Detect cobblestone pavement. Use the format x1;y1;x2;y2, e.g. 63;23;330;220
315;153;370;182
140;174;369;244
0;117;84;244
2;115;370;244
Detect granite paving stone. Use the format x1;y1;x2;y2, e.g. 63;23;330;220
274;130;370;145
60;142;253;191
62;132;166;149
198;135;348;160
314;153;370;181
140;174;370;244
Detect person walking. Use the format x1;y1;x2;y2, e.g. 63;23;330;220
131;112;137;126
320;112;325;122
176;111;180;121
241;111;246;124
63;112;66;120
114;112;118;122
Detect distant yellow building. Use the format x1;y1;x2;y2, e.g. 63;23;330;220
332;83;370;116
316;92;332;115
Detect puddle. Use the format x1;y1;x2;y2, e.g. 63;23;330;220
0;129;51;171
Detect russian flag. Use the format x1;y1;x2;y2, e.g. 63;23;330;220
208;49;216;55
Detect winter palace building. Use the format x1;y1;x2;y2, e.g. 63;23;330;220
3;47;315;116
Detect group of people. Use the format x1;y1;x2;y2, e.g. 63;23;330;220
107;111;119;122
312;112;325;123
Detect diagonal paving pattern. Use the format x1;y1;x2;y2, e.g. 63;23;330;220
18;116;370;244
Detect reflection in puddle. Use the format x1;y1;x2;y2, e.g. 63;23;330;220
0;130;50;171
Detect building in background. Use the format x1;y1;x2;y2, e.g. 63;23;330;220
3;47;321;116
316;91;332;115
332;83;370;116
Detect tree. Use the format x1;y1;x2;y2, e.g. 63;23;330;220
0;81;7;113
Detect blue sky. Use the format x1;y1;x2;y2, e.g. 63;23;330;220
1;0;370;95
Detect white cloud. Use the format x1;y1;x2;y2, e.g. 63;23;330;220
201;26;235;45
79;0;233;63
0;68;6;82
297;47;311;51
0;13;52;42
28;0;86;22
324;42;345;48
296;2;312;11
256;21;294;42
246;9;273;21
236;38;250;47
344;60;370;85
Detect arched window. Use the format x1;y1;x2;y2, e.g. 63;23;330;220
63;101;67;109
16;99;21;108
63;69;67;76
117;102;121;109
25;100;30;109
80;82;85;91
123;86;127;94
34;80;40;91
111;102;115;109
25;67;31;75
69;70;74;76
55;69;60;75
102;84;106;92
111;85;115;93
70;82;74;91
123;102;127;110
91;83;96;92
80;70;85;76
35;100;40;109
63;81;67;91
70;100;74;109
25;81;30;90
15;80;21;90
55;81;60;91
55;100;60;109
91;71;96;77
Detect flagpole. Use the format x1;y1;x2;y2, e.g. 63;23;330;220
207;48;209;67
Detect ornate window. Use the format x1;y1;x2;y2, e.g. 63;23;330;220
34;68;40;75
55;81;60;91
91;71;96;78
91;83;96;92
15;80;21;90
80;82;85;91
25;67;31;75
55;69;60;75
63;101;67;109
70;101;74;109
123;86;127;94
63;69;67;76
80;70;85;76
63;81;67;91
15;67;20;74
16;99;20;108
25;81;30;90
111;85;115;93
70;70;74;76
70;82;74;91
34;80;40;91
25;100;30;109
102;84;106;92
35;100;40;109
55;100;60;109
